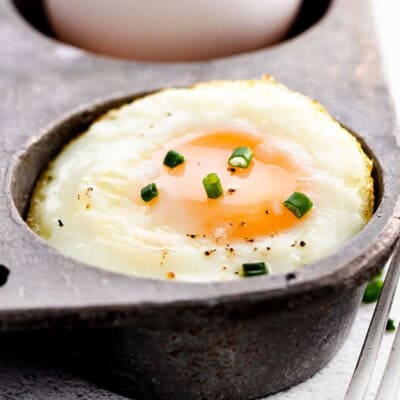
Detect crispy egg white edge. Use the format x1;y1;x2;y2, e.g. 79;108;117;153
27;77;374;282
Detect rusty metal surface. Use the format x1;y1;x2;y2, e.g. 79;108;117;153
0;0;400;398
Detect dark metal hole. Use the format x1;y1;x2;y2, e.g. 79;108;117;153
11;0;333;62
288;0;333;39
11;0;53;36
0;265;10;287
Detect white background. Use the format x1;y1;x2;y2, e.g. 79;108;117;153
267;1;400;398
371;0;400;138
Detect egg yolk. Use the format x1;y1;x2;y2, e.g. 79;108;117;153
147;131;309;242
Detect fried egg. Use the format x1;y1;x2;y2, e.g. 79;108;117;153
27;77;374;282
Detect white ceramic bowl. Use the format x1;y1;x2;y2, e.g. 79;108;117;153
44;0;302;62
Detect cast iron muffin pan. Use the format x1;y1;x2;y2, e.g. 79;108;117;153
1;0;400;398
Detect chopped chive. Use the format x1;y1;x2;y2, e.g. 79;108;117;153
387;318;396;332
141;183;158;202
362;278;384;303
241;262;269;277
284;192;313;218
203;173;223;199
163;150;185;168
228;146;254;168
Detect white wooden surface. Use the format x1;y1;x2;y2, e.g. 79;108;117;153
265;1;400;398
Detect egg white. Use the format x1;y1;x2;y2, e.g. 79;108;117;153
28;78;373;282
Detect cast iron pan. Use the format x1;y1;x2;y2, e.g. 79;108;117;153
0;0;400;398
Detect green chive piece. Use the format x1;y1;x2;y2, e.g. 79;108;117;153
228;146;254;168
203;173;223;199
362;278;384;303
141;183;158;202
163;150;185;168
284;192;313;218
242;262;269;277
387;318;396;332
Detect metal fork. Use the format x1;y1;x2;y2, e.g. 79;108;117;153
345;239;400;400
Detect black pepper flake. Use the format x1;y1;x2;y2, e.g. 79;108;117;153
86;204;91;209
300;241;306;247
265;210;269;215
186;234;197;239
57;219;64;227
290;242;297;248
227;167;236;173
240;222;246;227
229;247;234;253
227;188;237;195
245;238;254;243
161;249;168;267
234;271;239;275
253;247;258;251
266;247;271;251
286;272;297;281
204;249;216;256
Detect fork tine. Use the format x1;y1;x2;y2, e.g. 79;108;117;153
345;239;400;400
376;314;400;399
